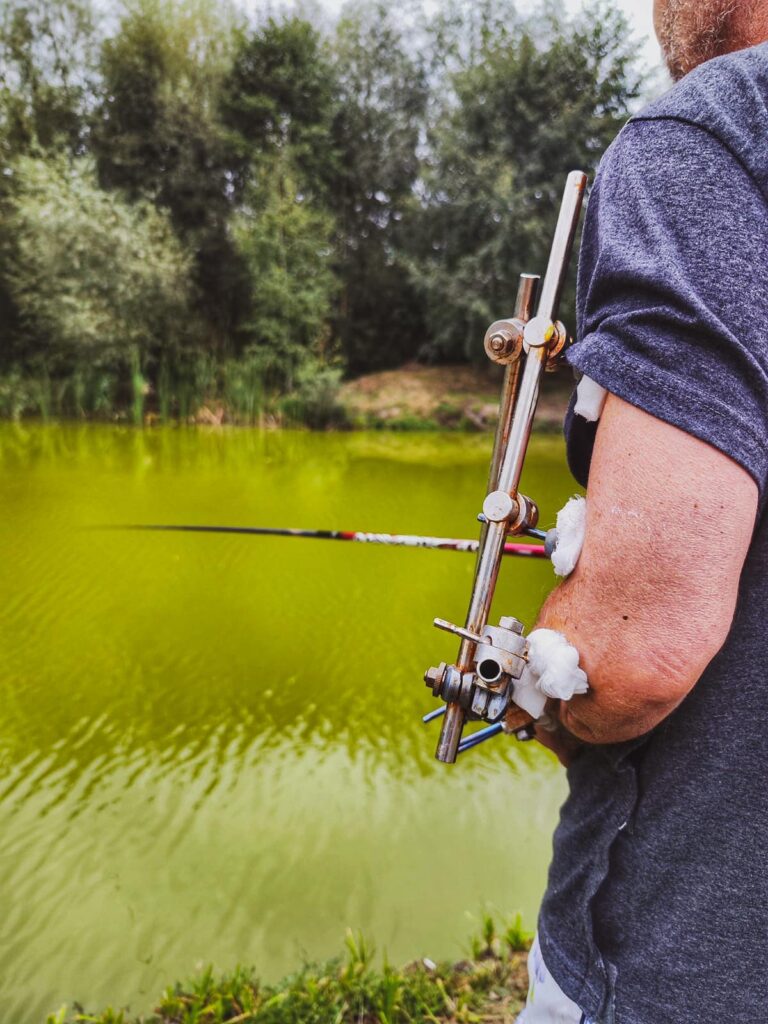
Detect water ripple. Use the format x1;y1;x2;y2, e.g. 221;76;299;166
0;424;573;1023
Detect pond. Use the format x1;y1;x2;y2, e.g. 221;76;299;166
0;424;579;1022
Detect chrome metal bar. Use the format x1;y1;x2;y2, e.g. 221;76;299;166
536;171;587;321
486;274;540;492
434;276;540;765
435;355;543;765
436;704;466;762
434;172;586;765
495;347;548;498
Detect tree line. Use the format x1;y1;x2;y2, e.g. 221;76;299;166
0;0;643;424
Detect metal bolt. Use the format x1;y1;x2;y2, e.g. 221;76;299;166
523;315;554;349
499;616;524;635
483;318;524;365
424;663;447;694
483;490;516;524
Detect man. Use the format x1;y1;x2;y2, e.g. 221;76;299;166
515;2;768;1021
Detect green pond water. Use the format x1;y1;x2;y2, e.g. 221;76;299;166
0;424;577;1022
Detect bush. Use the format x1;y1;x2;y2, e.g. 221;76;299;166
280;358;349;429
4;155;193;391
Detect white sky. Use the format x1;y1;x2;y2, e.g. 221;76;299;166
580;0;660;70
307;0;664;71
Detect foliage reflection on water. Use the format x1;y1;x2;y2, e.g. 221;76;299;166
0;424;577;1023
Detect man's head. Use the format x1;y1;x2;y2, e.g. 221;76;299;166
654;0;768;80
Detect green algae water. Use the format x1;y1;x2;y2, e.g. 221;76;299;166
0;424;576;1022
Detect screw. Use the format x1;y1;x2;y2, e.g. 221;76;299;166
489;333;507;354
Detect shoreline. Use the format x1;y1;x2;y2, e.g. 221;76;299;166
45;922;532;1024
2;363;573;434
340;362;572;432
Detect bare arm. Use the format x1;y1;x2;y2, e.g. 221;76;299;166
538;393;758;746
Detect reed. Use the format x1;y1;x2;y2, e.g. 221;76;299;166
129;347;146;427
223;353;266;426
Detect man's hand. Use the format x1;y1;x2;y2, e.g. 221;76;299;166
534;717;583;767
503;706;533;734
504;702;582;766
538;393;757;745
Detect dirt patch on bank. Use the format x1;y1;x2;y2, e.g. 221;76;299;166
341;361;572;430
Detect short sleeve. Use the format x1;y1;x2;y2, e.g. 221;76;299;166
566;117;768;503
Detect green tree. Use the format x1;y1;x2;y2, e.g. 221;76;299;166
413;0;643;362
0;0;99;367
219;16;336;200
4;155;192;414
328;3;429;373
220;14;341;391
0;0;96;158
92;0;247;354
233;153;338;390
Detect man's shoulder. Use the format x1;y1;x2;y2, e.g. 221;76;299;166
627;43;768;187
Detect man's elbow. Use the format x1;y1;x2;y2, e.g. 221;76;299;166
558;626;727;744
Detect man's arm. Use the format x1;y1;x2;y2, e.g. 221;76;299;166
538;393;758;746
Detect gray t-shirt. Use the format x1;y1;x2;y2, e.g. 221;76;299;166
538;43;768;1024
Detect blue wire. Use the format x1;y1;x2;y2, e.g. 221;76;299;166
457;722;504;753
422;706;447;723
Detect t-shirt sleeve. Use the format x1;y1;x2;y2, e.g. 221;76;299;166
566;116;768;503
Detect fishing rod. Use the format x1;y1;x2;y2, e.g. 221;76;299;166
111;522;549;558
106;173;585;766
422;170;588;763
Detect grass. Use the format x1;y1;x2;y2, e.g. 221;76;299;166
44;917;532;1024
0;360;571;432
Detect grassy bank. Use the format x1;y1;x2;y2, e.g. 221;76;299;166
45;917;531;1024
0;363;572;433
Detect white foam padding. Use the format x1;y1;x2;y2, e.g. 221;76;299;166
574;374;607;422
525;628;589;701
551;495;587;577
511;674;548;720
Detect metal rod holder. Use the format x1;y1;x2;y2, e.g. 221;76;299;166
430;171;587;764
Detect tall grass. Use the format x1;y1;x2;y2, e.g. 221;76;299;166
223;352;266;425
129;347;146;427
0;353;349;429
45;918;532;1024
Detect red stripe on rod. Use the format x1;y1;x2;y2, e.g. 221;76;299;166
503;542;546;557
105;524;548;559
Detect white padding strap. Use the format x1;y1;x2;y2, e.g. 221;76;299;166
525;628;589;701
574;375;607;422
551;495;586;577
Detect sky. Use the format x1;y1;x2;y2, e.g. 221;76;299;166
583;0;660;69
308;0;664;71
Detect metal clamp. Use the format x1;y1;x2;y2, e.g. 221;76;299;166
425;615;528;725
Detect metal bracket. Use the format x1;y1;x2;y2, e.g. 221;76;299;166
424;615;527;724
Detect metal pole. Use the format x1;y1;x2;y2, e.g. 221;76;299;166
435;274;539;766
434;171;586;764
486;274;540;493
